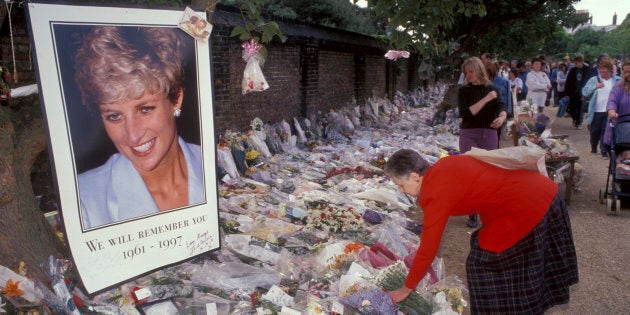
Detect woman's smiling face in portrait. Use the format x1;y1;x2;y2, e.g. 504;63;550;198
99;91;182;174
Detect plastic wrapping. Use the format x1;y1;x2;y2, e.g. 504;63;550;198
241;40;269;94
428;275;468;315
352;188;411;211
188;260;281;292
293;117;307;144
280;119;292;143
137;299;178;315
0;264;44;303
217;145;240;179
43;256;80;315
173;293;234;315
224;234;283;265
340;288;398;314
131;284;194;306
248;132;272;158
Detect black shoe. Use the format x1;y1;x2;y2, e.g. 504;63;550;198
467;215;479;228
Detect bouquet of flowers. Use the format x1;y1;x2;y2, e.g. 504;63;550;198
305;203;364;233
431;286;467;314
246;149;263;167
241;39;269;94
373;261;432;315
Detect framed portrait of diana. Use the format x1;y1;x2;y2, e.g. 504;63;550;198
26;1;220;294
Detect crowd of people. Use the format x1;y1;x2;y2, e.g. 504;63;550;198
389;52;630;313
455;52;628;160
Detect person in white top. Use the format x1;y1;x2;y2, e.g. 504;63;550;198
526;58;552;113
583;59;621;158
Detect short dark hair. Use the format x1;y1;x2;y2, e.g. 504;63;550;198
384;149;431;179
597;53;610;62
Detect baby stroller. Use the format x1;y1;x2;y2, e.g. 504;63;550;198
601;113;630;214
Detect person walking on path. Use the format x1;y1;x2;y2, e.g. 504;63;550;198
564;54;593;129
583;59;620;158
604;59;630;147
526;58;551;113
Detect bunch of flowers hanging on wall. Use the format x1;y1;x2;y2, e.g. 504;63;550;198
384;50;410;61
228;0;286;94
241;39;270;94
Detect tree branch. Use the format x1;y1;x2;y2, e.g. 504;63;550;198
458;0;548;54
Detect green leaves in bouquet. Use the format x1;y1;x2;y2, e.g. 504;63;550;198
229;0;287;63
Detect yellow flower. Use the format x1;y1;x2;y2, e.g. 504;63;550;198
1;279;24;298
246;150;260;160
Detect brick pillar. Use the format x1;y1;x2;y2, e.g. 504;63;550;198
300;39;319;118
407;54;419;91
210;25;231;104
353;52;366;105
385;60;395;99
209;25;232;134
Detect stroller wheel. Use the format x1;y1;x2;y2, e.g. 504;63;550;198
615;199;622;215
606;198;621;215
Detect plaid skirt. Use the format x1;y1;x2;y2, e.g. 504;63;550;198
466;192;578;314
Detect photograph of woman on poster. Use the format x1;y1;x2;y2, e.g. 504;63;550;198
72;26;205;229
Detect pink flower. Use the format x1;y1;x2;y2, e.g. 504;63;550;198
384;50;410;61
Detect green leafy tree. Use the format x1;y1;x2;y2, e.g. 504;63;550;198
541;27;572;60
221;0;287;62
598;13;630;61
361;0;583;64
476;1;581;61
568;28;605;61
271;0;384;35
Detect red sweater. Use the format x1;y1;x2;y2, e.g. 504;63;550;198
404;155;558;289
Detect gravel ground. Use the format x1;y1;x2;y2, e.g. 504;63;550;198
430;111;630;314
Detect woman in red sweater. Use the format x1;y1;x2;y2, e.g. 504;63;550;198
385;149;578;314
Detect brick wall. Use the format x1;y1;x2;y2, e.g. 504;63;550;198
364;55;387;98
212;23;303;132
317;50;354;111
395;58;410;93
2;5;421;134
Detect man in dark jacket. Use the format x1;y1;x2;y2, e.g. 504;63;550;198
564;54;594;129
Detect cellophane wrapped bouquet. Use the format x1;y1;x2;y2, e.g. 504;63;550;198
241;39;269;94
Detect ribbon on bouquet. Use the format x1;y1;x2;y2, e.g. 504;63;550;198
242;38;263;62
